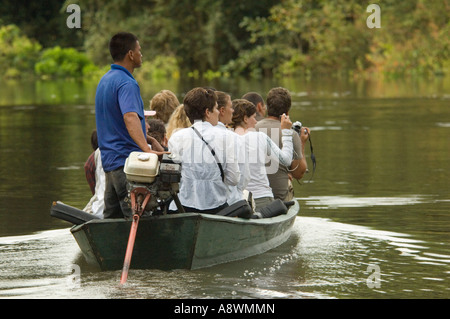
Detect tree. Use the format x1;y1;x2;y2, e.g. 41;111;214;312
225;0;371;77
0;0;83;48
0;24;42;78
226;0;450;77
63;0;278;74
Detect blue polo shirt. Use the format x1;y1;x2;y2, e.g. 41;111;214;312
95;64;146;172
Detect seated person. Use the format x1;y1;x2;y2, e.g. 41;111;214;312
166;104;191;140
242;92;267;121
84;130;99;196
216;91;250;205
146;118;168;151
83;130;105;218
149;90;180;124
255;87;309;201
230;99;293;212
168;87;240;214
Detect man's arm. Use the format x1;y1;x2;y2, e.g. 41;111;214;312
124;112;168;155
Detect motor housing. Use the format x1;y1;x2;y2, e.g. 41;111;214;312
124;153;182;215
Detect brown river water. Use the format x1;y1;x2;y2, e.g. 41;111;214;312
0;76;449;299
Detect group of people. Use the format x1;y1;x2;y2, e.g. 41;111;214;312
84;32;310;220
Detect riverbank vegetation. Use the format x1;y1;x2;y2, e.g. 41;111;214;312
0;0;448;80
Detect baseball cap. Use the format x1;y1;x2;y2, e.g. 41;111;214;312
144;110;156;117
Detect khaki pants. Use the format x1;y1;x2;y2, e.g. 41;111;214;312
285;179;294;201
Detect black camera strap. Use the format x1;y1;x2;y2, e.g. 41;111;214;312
292;126;316;182
191;126;225;182
307;134;316;181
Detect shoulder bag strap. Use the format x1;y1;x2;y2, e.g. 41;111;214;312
191;126;225;182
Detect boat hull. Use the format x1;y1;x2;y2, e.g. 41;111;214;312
70;200;299;271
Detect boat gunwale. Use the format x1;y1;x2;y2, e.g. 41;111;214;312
70;200;299;233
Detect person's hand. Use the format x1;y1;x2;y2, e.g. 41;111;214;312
146;136;170;156
300;127;310;143
280;113;292;130
148;149;170;156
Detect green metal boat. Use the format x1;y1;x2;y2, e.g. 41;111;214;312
59;200;299;271
51;153;300;271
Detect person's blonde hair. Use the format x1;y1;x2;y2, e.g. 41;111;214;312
149;90;180;123
166;104;192;140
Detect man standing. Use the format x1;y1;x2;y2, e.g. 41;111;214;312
255;87;309;201
95;32;162;219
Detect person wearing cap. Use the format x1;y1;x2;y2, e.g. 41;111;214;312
95;32;166;219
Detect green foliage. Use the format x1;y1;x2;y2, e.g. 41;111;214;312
0;24;42;79
0;0;83;48
366;0;450;76
0;23;97;80
2;1;449;79
35;46;98;79
223;0;450;77
225;0;372;77
134;55;180;82
64;0;278;75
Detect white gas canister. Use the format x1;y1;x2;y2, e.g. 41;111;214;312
124;152;160;183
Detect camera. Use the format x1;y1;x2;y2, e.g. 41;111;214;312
292;121;303;134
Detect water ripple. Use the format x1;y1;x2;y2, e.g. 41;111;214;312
298;195;431;209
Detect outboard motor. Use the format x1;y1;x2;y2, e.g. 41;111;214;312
124;152;184;216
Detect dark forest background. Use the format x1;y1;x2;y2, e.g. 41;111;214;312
0;0;448;80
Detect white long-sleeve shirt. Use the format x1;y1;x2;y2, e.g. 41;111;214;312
242;129;293;199
216;122;250;205
168;121;240;211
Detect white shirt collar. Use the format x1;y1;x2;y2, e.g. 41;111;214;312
217;121;226;129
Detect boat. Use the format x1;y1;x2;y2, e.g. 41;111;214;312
50;152;299;271
50;199;299;271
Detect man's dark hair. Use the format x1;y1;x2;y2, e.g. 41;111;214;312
266;87;291;117
242;92;264;107
183;87;218;123
109;32;138;62
216;91;231;109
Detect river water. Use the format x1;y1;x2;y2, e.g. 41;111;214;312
0;76;449;299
